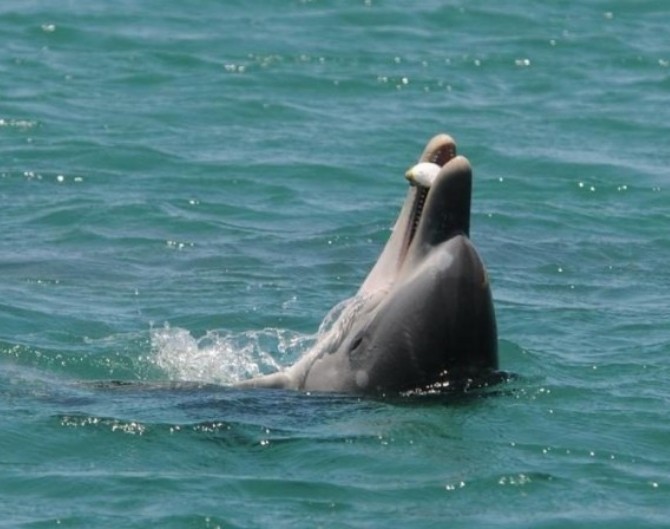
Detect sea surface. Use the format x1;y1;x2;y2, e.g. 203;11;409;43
1;1;669;527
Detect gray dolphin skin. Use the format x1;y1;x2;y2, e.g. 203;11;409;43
237;134;498;394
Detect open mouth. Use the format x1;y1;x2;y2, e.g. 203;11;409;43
401;136;457;257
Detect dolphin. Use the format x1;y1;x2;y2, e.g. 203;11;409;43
237;134;498;393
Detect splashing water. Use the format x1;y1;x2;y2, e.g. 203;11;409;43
150;324;308;385
149;294;373;386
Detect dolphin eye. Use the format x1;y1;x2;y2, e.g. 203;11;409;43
349;334;365;354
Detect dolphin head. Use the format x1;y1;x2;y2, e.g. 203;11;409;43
239;135;499;394
304;135;499;393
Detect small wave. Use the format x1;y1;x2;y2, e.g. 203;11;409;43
149;294;367;386
150;324;310;385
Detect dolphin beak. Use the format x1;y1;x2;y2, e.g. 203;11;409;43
358;134;460;295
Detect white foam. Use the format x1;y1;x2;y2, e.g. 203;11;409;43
150;324;308;385
149;295;371;386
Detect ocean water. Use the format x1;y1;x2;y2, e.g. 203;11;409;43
1;1;669;527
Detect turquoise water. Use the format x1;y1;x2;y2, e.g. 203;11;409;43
2;1;669;527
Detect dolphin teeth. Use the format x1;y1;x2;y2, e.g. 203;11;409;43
403;163;439;249
408;186;428;247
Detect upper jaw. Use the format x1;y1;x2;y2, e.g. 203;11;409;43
419;134;457;165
